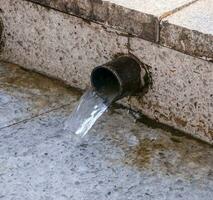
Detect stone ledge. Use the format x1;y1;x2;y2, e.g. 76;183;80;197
25;0;201;43
25;0;159;42
1;0;212;144
25;0;213;61
160;0;213;61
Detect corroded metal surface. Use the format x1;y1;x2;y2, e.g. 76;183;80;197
91;56;147;102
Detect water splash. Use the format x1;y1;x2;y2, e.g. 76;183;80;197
64;89;108;137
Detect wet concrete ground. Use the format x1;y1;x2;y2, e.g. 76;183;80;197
0;61;212;200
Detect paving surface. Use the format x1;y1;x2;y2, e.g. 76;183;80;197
161;0;213;37
107;0;195;16
0;62;80;128
1;0;212;144
161;0;213;60
0;62;213;200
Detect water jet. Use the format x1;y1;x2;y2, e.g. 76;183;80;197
64;55;149;137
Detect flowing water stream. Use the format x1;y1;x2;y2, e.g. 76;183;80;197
64;89;110;137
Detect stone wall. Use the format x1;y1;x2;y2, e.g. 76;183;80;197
0;0;212;144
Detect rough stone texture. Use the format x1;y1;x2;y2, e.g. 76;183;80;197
0;61;212;199
108;0;197;16
0;18;3;53
0;0;128;89
128;38;213;144
25;0;213;60
161;0;213;61
0;62;80;129
0;0;212;144
26;0;197;42
26;0;159;42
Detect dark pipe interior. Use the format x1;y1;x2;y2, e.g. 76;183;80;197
91;67;121;102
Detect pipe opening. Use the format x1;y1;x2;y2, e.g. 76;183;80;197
91;55;148;103
91;67;121;102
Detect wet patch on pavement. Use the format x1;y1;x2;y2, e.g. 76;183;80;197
0;61;81;129
0;62;212;200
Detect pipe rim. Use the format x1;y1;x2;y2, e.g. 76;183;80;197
91;65;123;101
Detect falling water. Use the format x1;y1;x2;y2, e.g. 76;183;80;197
64;89;109;137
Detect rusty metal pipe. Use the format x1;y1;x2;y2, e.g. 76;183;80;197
91;55;147;103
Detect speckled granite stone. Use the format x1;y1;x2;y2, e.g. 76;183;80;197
25;0;198;42
26;0;213;60
0;98;212;200
0;62;81;129
160;0;213;61
0;60;212;199
128;38;213;144
0;0;128;89
0;18;3;53
24;0;158;42
0;0;212;144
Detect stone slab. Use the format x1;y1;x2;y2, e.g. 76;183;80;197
0;0;128;89
26;0;197;42
0;93;212;199
161;0;213;60
0;62;80;129
108;0;196;17
25;0;212;60
128;38;213;144
0;0;212;144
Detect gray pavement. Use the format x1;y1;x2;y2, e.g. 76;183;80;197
0;62;212;200
161;0;213;60
1;0;212;144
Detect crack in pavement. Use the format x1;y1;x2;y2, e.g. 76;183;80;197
0;103;71;131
